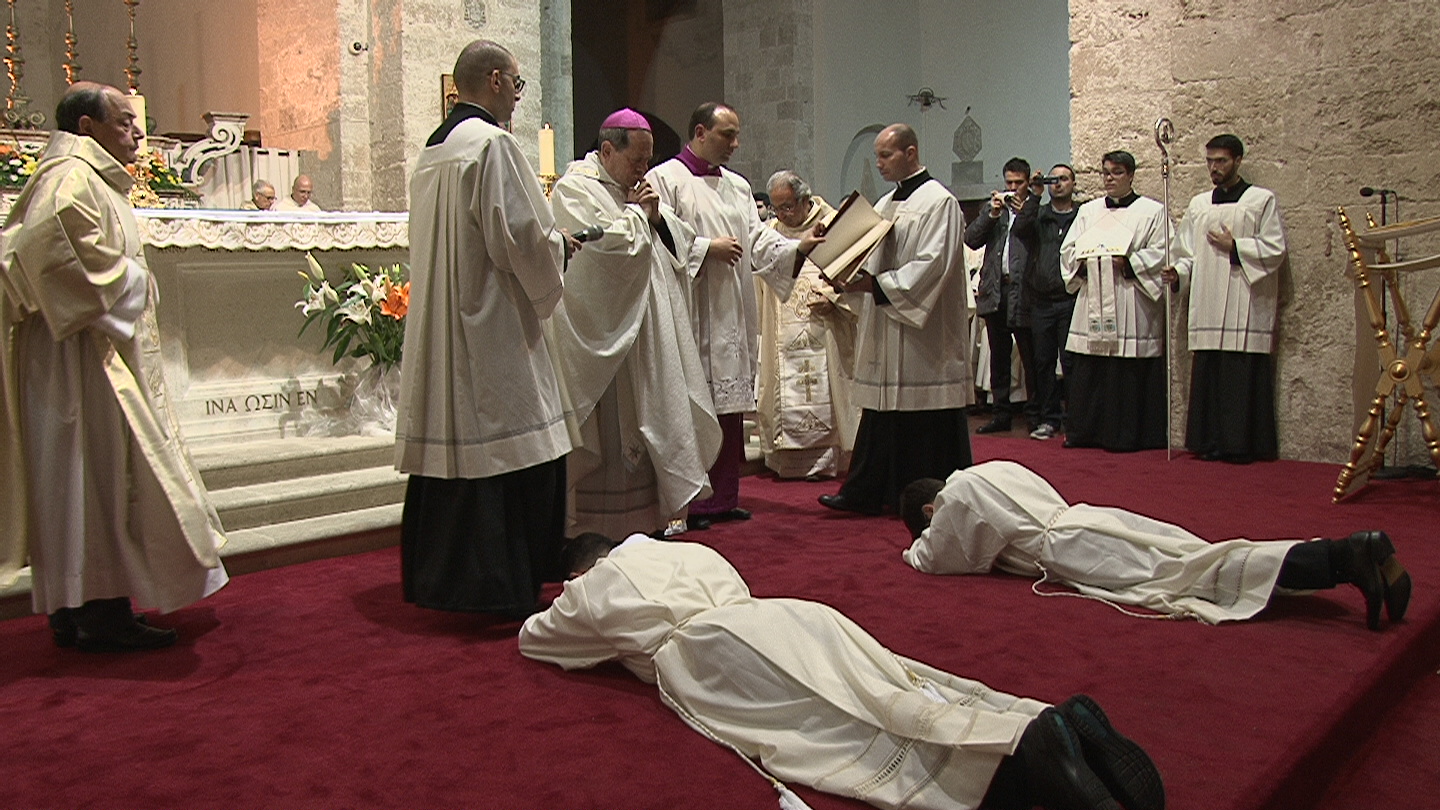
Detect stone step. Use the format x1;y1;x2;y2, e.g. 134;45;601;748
210;465;408;532
192;435;396;491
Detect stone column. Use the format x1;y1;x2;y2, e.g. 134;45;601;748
721;0;815;188
539;0;573;167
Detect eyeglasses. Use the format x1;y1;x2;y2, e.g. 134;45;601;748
495;71;526;93
774;201;804;214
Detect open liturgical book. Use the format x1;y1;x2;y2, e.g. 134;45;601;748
804;190;893;284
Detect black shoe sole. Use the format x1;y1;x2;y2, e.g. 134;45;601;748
1060;696;1166;810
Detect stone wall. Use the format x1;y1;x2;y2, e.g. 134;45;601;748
721;0;815;188
1070;0;1440;463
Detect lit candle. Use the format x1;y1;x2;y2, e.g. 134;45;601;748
539;123;556;176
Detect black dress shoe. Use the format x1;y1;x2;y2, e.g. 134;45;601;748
76;621;178;653
685;515;712;531
1058;696;1165;810
817;493;881;516
1333;532;1386;631
976;417;1012;434
1016;709;1122;810
53;608;151;648
1358;531;1411;624
711;507;752;523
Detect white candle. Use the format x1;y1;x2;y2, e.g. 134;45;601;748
127;92;148;150
539;124;555;176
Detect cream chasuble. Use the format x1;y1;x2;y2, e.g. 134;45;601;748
646;159;800;414
756;195;861;477
521;538;1047;810
396;118;573;479
1173;185;1286;354
903;461;1299;625
850;180;972;412
547;153;722;536
0;132;227;612
1060;196;1169;357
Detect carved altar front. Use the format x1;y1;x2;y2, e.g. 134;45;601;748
137;209;409;444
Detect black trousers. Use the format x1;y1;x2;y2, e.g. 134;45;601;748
1028;296;1076;429
838;408;972;511
982;301;1036;420
400;456;567;617
1186;350;1278;461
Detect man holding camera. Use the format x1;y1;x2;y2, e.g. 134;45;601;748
966;158;1039;434
1012;165;1080;441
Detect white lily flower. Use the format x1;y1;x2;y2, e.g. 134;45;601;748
303;251;325;282
338;297;372;325
320;280;340;305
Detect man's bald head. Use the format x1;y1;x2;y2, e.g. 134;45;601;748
451;39;522;124
55;81;140;165
874;123;922;183
453;40;514;95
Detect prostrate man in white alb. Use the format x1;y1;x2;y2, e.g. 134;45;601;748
755;169;859;480
396;40;577;619
646;102;820;529
0;82;229;652
521;533;1164;810
1164;134;1286;464
548;108;720;539
1059;150;1169;452
819;123;972;516
274;174;323;212
900;461;1410;630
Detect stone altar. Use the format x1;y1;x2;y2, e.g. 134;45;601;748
136;209;409;444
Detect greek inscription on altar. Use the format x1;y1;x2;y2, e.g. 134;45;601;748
205;388;318;416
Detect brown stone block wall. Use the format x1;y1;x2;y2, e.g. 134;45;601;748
1071;0;1440;464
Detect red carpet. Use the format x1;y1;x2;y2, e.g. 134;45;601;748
1;435;1436;809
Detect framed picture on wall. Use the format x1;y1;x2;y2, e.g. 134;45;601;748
441;74;458;119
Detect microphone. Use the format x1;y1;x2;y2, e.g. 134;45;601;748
572;224;605;242
1360;187;1396;198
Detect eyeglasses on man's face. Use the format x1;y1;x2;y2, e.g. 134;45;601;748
495;71;526;93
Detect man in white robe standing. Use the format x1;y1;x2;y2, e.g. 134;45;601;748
1165;134;1286;464
1059;151;1170;452
521;534;1165;810
756;169;858;479
0;82;228;652
548;108;721;539
646;102;817;530
899;461;1411;630
819;124;973;516
395;40;576;619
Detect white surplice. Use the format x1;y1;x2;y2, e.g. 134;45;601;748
646;160;799;414
547;153;722;536
1060;196;1169;357
756;195;860;478
850;179;972;411
396;117;573;479
1173;185;1286;353
0;132;227;612
520;538;1047;810
902;460;1299;625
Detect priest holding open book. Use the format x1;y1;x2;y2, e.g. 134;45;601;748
818;124;973;516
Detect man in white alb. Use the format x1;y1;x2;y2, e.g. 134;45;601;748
273;174;323;212
548;108;720;539
646;102;819;529
521;533;1164;810
1164;134;1286;464
1059;150;1169;451
755;169;858;480
395;40;577;619
818;123;972;516
900;461;1411;630
0;82;228;652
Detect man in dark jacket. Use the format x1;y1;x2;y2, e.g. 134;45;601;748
966;157;1039;434
1011;164;1079;441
